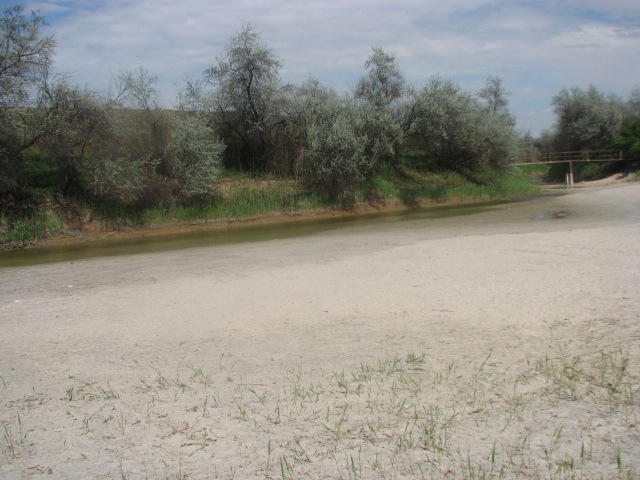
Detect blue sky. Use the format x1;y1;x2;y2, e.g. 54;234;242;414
7;0;640;135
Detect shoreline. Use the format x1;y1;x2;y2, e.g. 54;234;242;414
3;193;534;251
4;172;634;252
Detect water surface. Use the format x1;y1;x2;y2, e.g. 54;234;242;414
0;199;519;268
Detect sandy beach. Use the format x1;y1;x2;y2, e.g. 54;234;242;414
1;181;639;479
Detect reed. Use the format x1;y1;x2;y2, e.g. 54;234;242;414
0;212;63;246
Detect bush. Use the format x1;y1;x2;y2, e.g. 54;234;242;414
290;78;406;204
291;81;369;204
83;154;159;204
165;115;225;201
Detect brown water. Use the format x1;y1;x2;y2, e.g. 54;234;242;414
0;200;521;268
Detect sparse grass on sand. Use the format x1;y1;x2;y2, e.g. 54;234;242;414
2;338;637;479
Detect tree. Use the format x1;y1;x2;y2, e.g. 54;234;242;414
290;78;369;203
0;5;55;108
413;76;518;172
29;78;162;204
613;89;640;161
204;23;282;171
413;77;476;170
624;87;640;124
531;129;555;160
165;114;225;200
112;66;169;162
0;4;55;204
551;85;624;151
38;80;115;195
613;119;640;161
355;47;406;169
355;47;405;109
478;76;515;126
357;102;402;170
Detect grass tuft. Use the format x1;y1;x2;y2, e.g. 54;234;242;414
0;211;63;246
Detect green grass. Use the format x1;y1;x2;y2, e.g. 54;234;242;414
0;211;63;246
141;179;328;225
371;166;540;205
361;175;400;201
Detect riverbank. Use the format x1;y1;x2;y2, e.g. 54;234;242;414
9;170;633;252
29;194;522;249
1;166;543;250
1;181;639;478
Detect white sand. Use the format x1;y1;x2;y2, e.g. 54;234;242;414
1;182;639;479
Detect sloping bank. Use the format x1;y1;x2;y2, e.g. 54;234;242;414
1;168;542;252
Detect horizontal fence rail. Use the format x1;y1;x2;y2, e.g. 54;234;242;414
512;150;624;166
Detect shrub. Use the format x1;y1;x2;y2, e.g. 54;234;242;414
165;115;225;201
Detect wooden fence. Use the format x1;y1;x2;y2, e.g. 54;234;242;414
511;150;624;166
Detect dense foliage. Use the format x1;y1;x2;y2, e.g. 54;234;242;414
411;76;519;173
552;86;624;151
544;86;639;181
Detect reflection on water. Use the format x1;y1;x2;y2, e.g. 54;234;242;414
0;200;515;268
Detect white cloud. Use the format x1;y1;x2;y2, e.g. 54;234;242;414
27;2;70;14
551;23;639;49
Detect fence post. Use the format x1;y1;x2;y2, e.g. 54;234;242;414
566;162;574;188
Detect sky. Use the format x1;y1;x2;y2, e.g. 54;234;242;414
8;0;640;136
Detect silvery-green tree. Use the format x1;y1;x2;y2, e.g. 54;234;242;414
551;85;624;151
114;67;226;203
413;76;518;172
478;75;515;126
413;77;477;170
476;76;520;168
165;114;225;201
355;47;406;169
291;78;369;203
205;23;282;171
355;47;405;109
